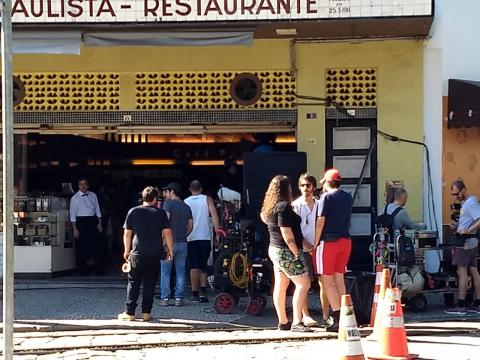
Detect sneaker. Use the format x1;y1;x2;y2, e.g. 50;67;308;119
199;295;209;303
175;298;184;307
159;299;171;306
326;321;339;332
191;295;201;303
320;316;334;328
444;306;467;315
302;315;318;327
117;312;135;321
467;305;480;314
142;313;152;322
291;322;313;333
277;321;292;331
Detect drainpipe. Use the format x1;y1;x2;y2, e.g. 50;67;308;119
2;1;15;359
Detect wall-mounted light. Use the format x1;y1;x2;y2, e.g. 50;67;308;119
190;160;244;166
132;159;176;166
190;160;224;166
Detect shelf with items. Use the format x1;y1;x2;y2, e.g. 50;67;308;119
13;196;76;275
14;203;60;247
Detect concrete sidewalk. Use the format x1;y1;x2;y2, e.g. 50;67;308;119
3;321;479;357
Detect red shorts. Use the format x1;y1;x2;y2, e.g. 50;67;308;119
313;237;351;275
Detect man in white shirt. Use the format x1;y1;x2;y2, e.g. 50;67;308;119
70;177;103;275
446;180;480;315
292;173;330;327
184;180;224;303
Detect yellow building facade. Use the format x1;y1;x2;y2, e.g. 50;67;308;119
4;0;435;272
13;38;425;218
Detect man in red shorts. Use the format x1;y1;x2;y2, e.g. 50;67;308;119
313;168;353;332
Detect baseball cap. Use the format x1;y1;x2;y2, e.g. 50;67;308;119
162;182;182;194
319;168;341;184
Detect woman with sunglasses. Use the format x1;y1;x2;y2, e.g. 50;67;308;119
261;175;312;332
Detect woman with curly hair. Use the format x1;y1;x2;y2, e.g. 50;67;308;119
261;175;311;332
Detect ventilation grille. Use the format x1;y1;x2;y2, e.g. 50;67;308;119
15;73;120;112
14;110;298;126
326;68;377;108
325;108;377;119
135;71;296;110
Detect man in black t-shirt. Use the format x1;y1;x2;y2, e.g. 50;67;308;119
118;187;173;322
313;169;353;332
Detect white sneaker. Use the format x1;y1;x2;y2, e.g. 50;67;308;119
117;312;135;321
302;315;318;327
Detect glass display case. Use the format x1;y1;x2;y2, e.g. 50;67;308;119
13;196;75;275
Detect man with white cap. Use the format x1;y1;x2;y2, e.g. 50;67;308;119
313;168;353;332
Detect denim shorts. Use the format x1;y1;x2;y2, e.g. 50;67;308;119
268;246;309;277
453;246;478;268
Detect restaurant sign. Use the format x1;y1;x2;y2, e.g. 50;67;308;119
12;0;433;24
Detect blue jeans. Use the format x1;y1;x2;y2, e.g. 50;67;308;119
160;242;187;299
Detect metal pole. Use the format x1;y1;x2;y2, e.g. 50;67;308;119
1;0;15;359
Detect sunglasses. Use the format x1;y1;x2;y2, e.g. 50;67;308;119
300;183;313;188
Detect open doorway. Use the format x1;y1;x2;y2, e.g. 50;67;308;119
13;131;296;276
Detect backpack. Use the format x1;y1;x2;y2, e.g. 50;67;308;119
375;204;403;239
396;234;416;266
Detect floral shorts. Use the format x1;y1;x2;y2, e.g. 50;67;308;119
268;246;309;277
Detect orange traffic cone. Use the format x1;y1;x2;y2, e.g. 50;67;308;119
370;264;385;326
338;294;365;360
368;268;391;341
369;288;418;360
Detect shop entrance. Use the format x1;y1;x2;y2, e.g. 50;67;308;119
14;131;296;276
325;117;378;271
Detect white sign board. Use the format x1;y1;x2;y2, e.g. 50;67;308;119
11;0;433;24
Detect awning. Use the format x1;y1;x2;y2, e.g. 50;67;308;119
448;79;480;128
84;31;253;47
11;31;82;55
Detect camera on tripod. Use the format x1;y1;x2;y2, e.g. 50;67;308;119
450;203;461;222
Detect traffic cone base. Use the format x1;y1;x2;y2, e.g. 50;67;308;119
368;353;418;360
338;294;365;360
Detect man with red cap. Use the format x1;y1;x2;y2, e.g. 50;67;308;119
313;168;353;332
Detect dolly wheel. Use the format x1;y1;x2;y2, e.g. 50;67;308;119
409;294;428;312
247;299;263;316
214;293;235;314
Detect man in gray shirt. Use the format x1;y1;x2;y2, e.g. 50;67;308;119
445;180;480;315
159;183;193;306
381;188;427;235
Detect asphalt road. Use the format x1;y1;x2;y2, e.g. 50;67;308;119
1;279;479;327
1;280;479;360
